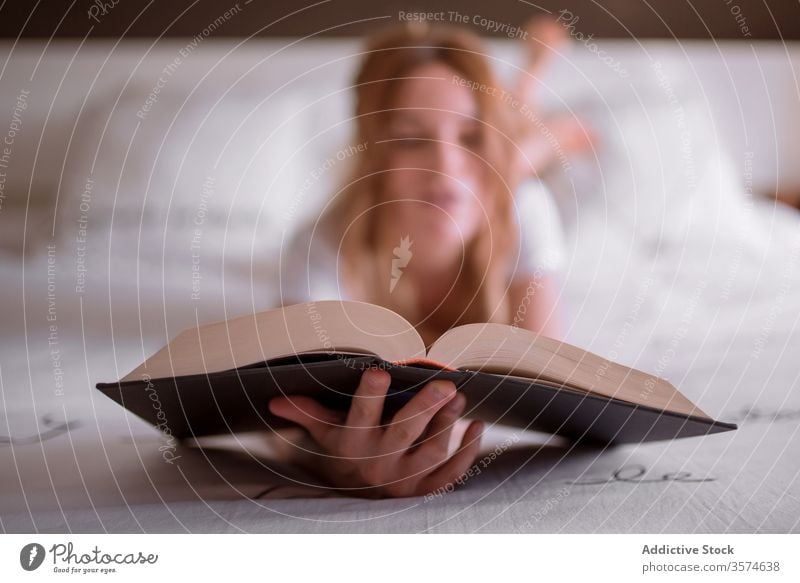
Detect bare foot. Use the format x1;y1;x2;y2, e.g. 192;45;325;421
547;115;596;156
508;16;596;181
516;15;571;106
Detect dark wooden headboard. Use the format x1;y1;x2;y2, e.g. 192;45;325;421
1;0;797;40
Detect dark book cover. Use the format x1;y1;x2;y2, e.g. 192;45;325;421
96;354;737;444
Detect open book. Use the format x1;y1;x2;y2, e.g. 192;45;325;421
97;300;736;443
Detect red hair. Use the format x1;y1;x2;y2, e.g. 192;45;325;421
321;23;521;342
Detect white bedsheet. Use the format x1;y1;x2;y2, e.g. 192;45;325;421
2;197;798;534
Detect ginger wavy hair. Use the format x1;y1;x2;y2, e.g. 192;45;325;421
320;23;522;342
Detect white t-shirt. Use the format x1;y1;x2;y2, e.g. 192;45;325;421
278;179;565;306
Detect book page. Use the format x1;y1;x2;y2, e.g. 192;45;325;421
121;300;425;381
428;323;708;419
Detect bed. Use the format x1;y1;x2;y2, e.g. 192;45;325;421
1;37;799;533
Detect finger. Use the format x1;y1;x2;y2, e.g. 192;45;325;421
412;391;466;452
345;367;391;429
382;379;457;453
406;392;466;475
268;396;343;444
334;368;392;461
418;419;484;495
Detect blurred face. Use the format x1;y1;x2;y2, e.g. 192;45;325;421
380;62;490;258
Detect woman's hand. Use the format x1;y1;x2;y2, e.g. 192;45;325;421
268;367;484;498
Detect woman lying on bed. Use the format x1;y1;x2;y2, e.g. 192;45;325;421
269;21;587;498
